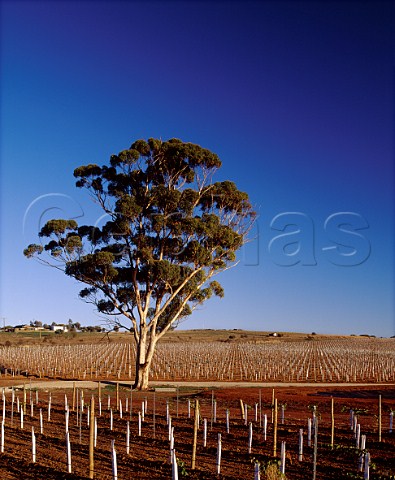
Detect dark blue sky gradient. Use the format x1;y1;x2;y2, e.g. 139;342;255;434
1;1;394;335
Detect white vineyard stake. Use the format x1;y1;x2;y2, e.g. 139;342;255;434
1;420;4;453
2;392;5;423
138;411;141;436
66;431;72;473
216;433;222;475
32;426;36;463
47;394;51;422
93;415;97;447
168;416;172;441
298;428;303;461
172;449;179;480
170;426;174;463
65;409;69;433
39;408;43;434
254;461;260;480
248;422;253;454
280;441;286;474
111;440;118;480
364;452;370;479
263;414;267;442
361;434;366;450
126;421;130;454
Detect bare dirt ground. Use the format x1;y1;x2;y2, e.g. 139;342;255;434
0;380;393;479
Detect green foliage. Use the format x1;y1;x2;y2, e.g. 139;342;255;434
341;405;369;415
176;459;189;477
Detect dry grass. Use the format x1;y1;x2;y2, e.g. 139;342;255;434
264;463;285;480
0;328;376;348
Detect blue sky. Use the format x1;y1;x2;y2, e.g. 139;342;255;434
1;1;394;336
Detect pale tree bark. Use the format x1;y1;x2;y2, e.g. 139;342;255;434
133;326;159;390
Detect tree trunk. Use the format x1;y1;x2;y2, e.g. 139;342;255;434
133;329;157;390
133;361;151;390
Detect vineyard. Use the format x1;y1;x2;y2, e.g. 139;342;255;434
0;383;393;479
0;334;393;479
0;337;394;383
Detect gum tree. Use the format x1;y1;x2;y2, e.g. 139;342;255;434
24;138;255;390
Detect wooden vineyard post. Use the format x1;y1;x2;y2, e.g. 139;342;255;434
116;383;119;412
273;398;278;457
89;396;95;479
210;390;214;430
66;431;72;473
2;390;5;424
271;389;275;423
153;391;156;439
239;399;244;420
378;395;382;442
191;399;199;470
331;397;335;449
23;384;27;415
129;386;133;420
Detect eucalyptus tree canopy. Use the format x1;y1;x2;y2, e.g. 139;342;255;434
24;138;256;389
